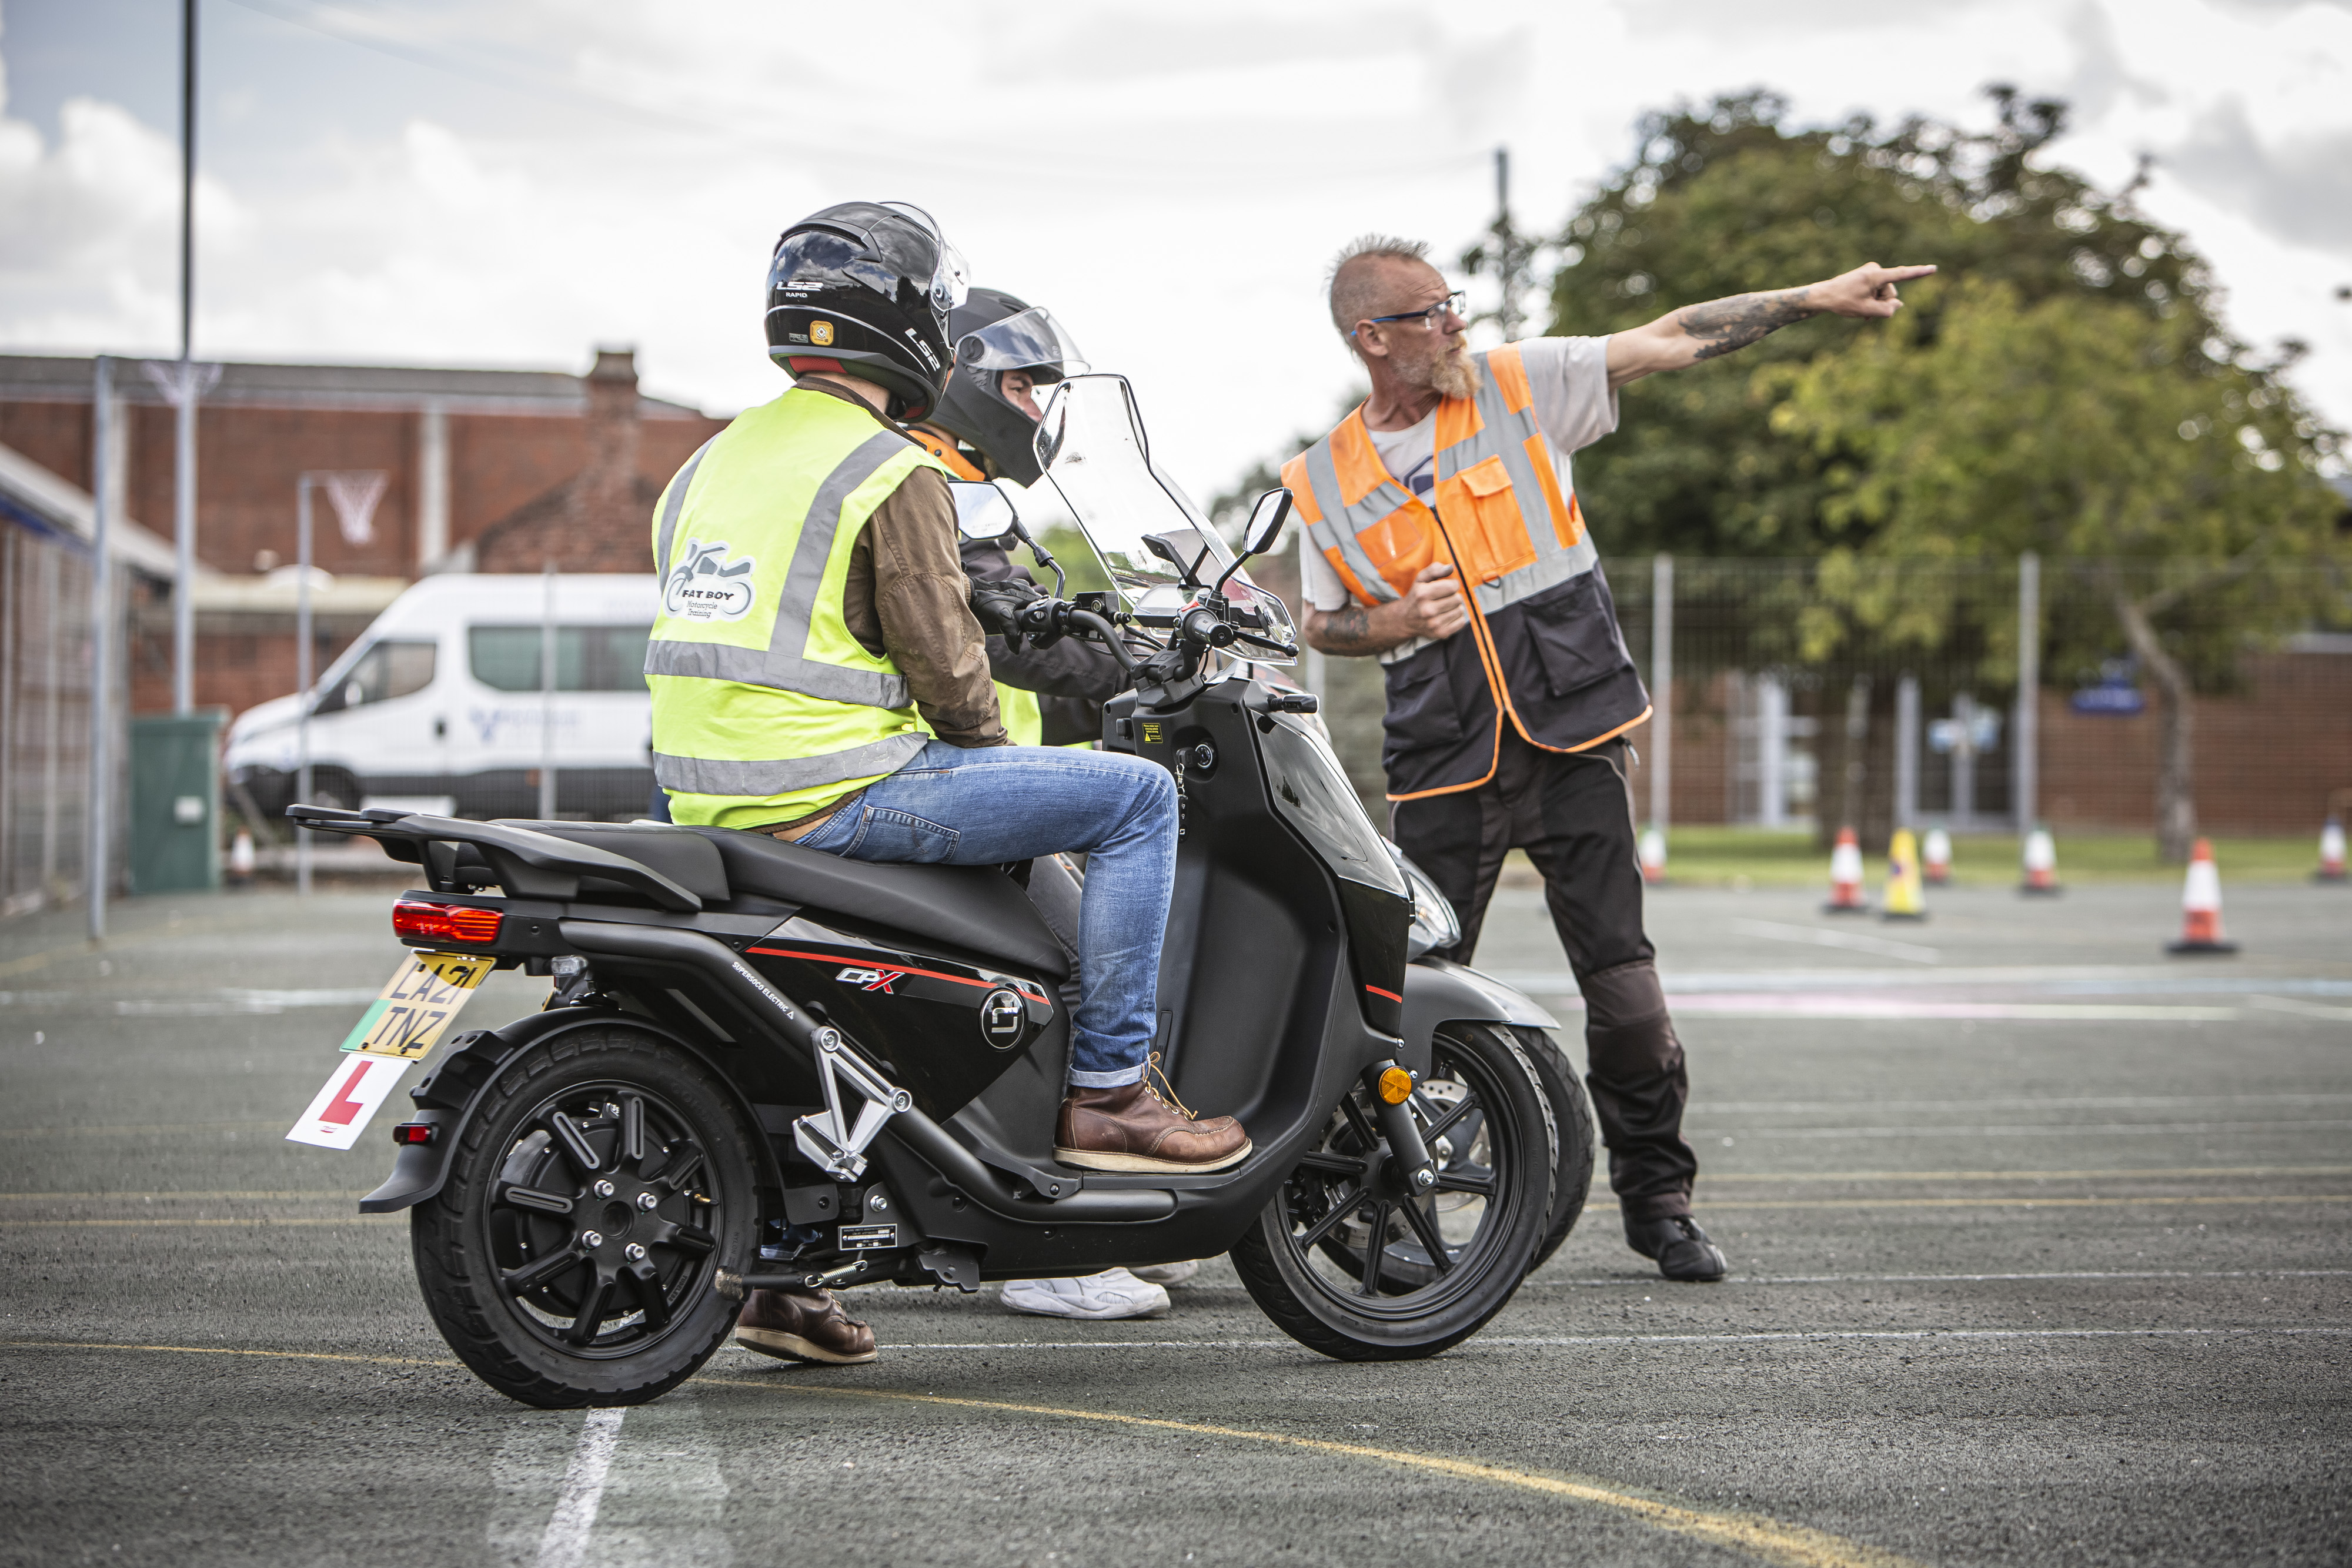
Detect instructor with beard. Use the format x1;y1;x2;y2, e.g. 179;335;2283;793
1283;236;1932;1281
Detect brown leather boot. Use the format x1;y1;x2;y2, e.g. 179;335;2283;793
733;1287;877;1365
1055;1066;1251;1173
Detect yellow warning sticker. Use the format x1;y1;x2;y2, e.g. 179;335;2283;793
338;951;495;1061
811;320;835;346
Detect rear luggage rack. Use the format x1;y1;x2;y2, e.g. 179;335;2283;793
285;804;704;912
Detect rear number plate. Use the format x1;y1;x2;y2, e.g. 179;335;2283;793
338;951;495;1061
838;1224;898;1250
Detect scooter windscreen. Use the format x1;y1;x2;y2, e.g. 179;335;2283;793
1032;373;1298;661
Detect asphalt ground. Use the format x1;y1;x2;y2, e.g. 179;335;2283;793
1;871;2346;1566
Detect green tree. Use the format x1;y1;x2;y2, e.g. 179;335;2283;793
1775;278;2347;860
1546;88;2226;557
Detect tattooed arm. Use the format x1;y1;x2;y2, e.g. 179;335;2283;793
1604;262;1937;390
1303;563;1471;656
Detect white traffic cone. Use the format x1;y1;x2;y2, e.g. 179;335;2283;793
228;827;256;887
1922;826;1952;886
2020;825;2060;897
1824;826;1867;914
2167;837;2237;955
1639;825;1667;886
2318;817;2347;885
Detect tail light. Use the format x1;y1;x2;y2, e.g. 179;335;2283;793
392;900;502;945
390;1122;436;1146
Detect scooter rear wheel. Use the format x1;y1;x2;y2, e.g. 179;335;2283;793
410;1025;755;1407
1512;1027;1597;1272
1233;1023;1555;1360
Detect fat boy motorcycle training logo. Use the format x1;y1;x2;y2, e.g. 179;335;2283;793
664;539;757;621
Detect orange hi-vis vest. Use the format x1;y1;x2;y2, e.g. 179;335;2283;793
1281;343;1651;801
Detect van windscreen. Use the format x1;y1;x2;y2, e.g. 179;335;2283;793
469;626;653;692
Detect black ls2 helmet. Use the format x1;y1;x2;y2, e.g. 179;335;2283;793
766;201;967;423
930;287;1087;485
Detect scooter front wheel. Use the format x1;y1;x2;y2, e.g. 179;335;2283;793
410;1024;756;1407
1232;1023;1555;1360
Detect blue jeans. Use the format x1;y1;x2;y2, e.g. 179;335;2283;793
793;741;1177;1088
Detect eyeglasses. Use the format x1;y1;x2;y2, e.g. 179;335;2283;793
1358;290;1466;333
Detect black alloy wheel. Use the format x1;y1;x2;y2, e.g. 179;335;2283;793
412;1026;754;1407
1233;1022;1556;1360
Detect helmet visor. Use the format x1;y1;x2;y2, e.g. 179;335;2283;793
956;307;1088;383
880;200;968;318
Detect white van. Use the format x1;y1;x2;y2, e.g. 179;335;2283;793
226;574;659;823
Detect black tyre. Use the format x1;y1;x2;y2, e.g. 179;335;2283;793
1513;1026;1597;1272
1233;1024;1555;1361
411;1025;755;1407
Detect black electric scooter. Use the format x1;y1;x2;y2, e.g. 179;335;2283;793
295;375;1591;1408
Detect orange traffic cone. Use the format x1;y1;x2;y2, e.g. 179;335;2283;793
2318;817;2347;885
1922;826;1952;886
1823;826;1867;914
2167;837;2238;955
2020;825;2061;897
1639;825;1668;886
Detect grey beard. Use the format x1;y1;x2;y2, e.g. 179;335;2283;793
1427;347;1482;401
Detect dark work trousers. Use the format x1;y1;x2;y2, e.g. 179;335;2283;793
1390;728;1698;1222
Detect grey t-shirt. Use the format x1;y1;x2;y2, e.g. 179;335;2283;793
1299;336;1619;656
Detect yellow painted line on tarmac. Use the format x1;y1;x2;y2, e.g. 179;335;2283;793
1702;1194;2352;1211
708;1377;1926;1568
1702;1165;2352;1184
0;1339;456;1368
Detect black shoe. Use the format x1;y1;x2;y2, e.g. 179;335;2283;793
1625;1215;1728;1282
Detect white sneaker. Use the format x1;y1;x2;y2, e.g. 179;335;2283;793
999;1268;1171;1320
1126;1259;1202;1286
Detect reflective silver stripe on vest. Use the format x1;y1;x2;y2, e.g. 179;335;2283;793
653;731;930;797
653;435;721;581
645;429;915;708
1299;438;1402;603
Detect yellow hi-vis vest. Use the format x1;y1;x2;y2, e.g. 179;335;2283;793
646;387;951;830
995;683;1042;746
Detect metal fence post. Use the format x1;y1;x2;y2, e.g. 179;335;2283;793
1894;673;1920;831
86;357;114;941
296;476;313;897
1298;524;1325;699
2014;550;2039;834
540;563;559;820
1649;553;1673;834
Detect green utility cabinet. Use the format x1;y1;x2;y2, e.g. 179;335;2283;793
129;710;226;894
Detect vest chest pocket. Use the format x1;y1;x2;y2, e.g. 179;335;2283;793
1441;455;1537;587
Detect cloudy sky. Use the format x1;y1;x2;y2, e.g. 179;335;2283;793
2;0;2347;504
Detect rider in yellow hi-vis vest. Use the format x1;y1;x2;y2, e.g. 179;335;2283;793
660;202;1253;1370
649;387;948;829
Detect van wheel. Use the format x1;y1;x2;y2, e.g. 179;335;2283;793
1234;1023;1554;1360
410;1026;754;1407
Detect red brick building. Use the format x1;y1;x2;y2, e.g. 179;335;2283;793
0;349;727;718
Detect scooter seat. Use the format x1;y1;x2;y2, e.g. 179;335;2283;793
491;820;732;904
689;827;1071;982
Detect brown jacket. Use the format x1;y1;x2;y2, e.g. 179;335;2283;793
798;378;1005;749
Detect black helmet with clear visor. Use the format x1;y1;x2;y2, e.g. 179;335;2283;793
765;200;969;423
930;286;1088;485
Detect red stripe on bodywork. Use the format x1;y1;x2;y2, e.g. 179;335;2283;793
1364;984;1402;1004
746;946;1050;1006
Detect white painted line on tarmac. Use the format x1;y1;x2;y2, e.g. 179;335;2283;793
1693;1095;2352;1115
1525;1268;2352;1286
1479;967;2352;997
1729;919;1941;962
536;1408;626;1568
2249;994;2352;1021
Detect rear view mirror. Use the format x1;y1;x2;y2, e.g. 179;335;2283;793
948;480;1019;542
1243;488;1294;560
